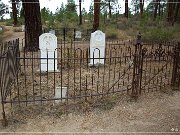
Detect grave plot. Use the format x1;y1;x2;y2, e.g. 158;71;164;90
1;33;178;126
14;43;134;105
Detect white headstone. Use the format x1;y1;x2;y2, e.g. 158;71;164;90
49;30;55;35
0;27;3;32
39;33;58;72
21;25;25;32
89;30;105;65
54;87;67;103
75;31;82;39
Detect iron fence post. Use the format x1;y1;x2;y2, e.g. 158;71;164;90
131;32;144;99
171;42;180;88
74;28;76;41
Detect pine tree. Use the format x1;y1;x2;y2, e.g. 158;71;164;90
93;0;100;31
22;0;42;51
0;0;8;20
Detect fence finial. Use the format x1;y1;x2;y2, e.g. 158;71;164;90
137;32;142;44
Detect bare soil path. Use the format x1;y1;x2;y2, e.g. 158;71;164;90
2;26;24;41
1;26;24;51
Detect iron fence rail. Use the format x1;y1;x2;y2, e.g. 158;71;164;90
0;39;179;126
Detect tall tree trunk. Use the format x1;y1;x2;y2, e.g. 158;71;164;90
108;0;111;18
22;0;42;51
135;0;137;14
93;0;100;32
12;0;18;26
124;0;128;18
173;2;180;23
79;0;82;25
158;0;161;17
140;0;143;17
153;0;158;20
167;0;174;23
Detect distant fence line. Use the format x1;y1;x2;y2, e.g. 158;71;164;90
44;28;93;41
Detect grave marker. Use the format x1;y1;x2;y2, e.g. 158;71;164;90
39;33;58;72
21;25;25;32
49;30;55;35
0;27;3;32
75;31;82;39
89;30;105;65
54;87;67;103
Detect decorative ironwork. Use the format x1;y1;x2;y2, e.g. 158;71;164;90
154;44;165;61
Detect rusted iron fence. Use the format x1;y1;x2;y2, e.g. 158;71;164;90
0;39;20;126
0;38;179;126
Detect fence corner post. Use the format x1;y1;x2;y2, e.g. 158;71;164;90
171;42;180;88
131;32;143;100
1;110;8;127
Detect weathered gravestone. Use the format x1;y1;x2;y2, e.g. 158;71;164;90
0;27;3;31
39;33;58;72
54;87;67;103
49;30;55;35
21;25;25;32
89;30;105;65
75;31;82;39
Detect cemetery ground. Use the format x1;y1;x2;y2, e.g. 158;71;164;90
0;90;180;133
0;25;180;133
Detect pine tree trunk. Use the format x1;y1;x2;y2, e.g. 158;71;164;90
173;2;180;22
124;0;128;18
140;0;143;17
108;0;112;18
167;0;174;23
153;0;158;20
22;0;42;51
135;0;137;14
158;0;161;17
12;0;18;26
79;0;82;25
93;0;100;32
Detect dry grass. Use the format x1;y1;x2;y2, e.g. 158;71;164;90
1;91;180;133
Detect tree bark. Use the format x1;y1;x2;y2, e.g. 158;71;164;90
167;0;174;23
108;0;112;18
124;0;128;18
140;0;143;17
12;0;18;26
22;0;42;51
93;0;100;32
153;0;158;20
158;0;161;17
173;2;180;23
79;0;82;25
135;0;137;14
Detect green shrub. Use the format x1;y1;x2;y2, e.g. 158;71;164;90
5;19;13;26
104;26;118;39
141;27;175;42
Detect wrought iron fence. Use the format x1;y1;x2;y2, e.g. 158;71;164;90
0;39;20;126
0;39;179;126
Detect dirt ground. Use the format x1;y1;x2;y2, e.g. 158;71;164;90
0;90;180;134
1;26;24;41
0;26;180;134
